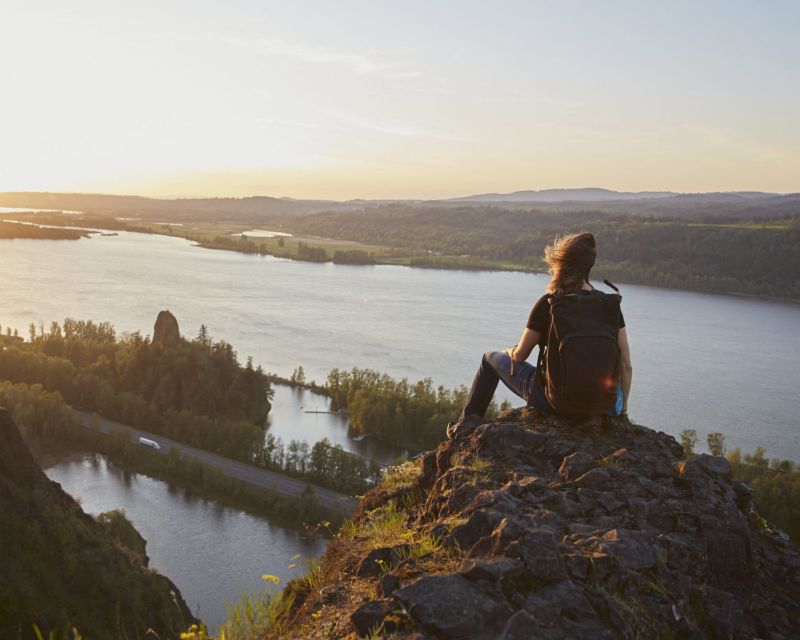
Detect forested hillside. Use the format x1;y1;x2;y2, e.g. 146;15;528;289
286;205;800;298
0;319;271;457
0;319;382;496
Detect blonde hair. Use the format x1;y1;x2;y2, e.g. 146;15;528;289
545;232;597;294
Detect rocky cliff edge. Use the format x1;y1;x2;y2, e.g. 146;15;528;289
280;409;800;639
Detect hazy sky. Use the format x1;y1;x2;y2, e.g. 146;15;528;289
1;1;798;199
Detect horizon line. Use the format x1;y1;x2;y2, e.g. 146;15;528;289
1;186;798;203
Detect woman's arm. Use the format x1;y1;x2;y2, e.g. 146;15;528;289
508;328;542;361
505;328;542;374
618;327;633;414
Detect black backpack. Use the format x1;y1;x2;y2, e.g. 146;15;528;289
537;284;622;417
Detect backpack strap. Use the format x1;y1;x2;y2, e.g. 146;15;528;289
603;278;619;292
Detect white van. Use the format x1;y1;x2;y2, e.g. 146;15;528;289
137;436;161;451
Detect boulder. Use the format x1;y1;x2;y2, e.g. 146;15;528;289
350;599;391;636
394;573;513;639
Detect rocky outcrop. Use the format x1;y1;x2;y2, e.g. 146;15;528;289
284;409;800;639
0;408;194;639
152;309;180;346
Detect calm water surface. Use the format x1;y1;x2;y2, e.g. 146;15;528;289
267;385;406;465
46;456;326;632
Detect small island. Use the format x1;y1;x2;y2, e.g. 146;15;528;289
0;220;89;240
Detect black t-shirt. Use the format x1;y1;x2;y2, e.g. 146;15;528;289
526;291;625;341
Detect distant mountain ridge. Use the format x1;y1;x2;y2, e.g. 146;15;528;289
0;191;347;220
447;187;678;202
0;189;791;219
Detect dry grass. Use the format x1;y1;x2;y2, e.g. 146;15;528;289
379;461;422;492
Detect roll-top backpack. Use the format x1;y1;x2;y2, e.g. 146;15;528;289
537;284;622;417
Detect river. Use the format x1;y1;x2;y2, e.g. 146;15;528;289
45;456;326;631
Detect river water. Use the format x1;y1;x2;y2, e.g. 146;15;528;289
46;456;326;631
4;230;799;629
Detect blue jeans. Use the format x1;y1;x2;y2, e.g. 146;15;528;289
460;350;623;419
461;350;551;420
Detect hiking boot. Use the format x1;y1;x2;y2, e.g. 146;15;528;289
446;414;483;440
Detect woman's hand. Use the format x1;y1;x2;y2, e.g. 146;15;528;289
505;346;517;375
505;328;542;377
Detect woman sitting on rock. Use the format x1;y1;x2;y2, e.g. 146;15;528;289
448;232;633;439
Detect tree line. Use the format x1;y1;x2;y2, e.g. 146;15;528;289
325;367;510;451
0;321;270;459
257;433;381;495
284;204;800;299
0;220;88;240
0;320;381;495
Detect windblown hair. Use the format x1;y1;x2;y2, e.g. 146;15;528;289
545;232;597;294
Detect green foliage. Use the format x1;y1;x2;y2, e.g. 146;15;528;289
219;584;294;640
256;434;381;495
728;448;800;544
290;366;306;385
0;381;95;457
707;432;726;457
96;509;147;560
296;242;327;261
332;249;375;264
0;321;379;496
379;460;422;492
286;204;800;298
325;367;505;451
31;625;83;640
679;428;698;458
0;321;272;463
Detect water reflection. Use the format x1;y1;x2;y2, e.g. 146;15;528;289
46;456;326;632
267;384;408;466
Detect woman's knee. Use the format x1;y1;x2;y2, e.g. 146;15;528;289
482;350;506;369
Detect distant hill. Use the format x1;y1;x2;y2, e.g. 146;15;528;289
446;187;678;203
1;189;793;222
0;192;350;221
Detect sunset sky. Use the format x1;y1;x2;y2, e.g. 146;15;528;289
1;0;798;199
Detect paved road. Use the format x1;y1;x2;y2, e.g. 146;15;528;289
72;410;359;514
